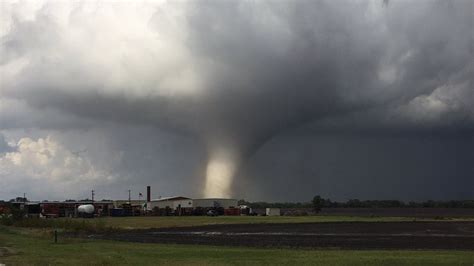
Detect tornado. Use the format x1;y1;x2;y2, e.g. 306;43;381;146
204;148;239;198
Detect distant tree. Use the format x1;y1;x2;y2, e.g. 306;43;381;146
312;195;323;213
322;198;333;208
347;199;362;208
423;200;436;208
232;199;474;210
9;197;28;203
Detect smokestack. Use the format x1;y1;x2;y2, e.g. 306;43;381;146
146;186;151;202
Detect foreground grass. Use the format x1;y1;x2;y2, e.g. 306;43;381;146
0;227;473;266
79;215;474;229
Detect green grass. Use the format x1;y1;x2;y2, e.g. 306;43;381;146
2;216;113;233
4;215;473;232
76;215;474;230
0;226;473;266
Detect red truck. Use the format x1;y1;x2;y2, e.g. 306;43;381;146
41;203;61;218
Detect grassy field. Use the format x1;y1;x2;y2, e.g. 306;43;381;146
1;226;473;266
73;215;474;229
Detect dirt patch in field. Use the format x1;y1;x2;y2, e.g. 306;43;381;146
86;221;474;250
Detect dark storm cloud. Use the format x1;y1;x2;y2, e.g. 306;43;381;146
0;0;472;200
3;1;472;143
182;0;473;144
238;132;473;201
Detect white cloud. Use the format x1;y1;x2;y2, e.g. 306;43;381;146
0;1;203;101
0;135;119;199
394;80;473;124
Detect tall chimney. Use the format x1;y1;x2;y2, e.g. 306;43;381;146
146;186;151;202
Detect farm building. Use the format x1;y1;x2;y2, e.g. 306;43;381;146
40;201;114;217
0;201;11;214
0;201;41;217
193;198;240;216
24;202;41;217
145;197;240;216
193;198;238;209
266;208;281;216
147;196;192;210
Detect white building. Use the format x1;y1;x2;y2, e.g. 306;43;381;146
146;197;238;211
147;196;192;211
266;208;281;216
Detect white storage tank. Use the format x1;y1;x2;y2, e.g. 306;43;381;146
77;204;95;214
266;208;281;216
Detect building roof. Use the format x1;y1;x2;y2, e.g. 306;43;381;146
40;201;114;204
193;198;237;201
150;196;190;202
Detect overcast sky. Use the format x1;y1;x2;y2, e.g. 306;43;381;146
0;0;472;202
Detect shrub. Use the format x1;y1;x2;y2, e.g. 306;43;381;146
0;213;13;226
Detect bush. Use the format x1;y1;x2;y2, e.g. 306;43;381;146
0;214;13;226
0;207;26;226
312;195;323;213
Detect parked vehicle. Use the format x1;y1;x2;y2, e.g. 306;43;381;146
206;209;218;216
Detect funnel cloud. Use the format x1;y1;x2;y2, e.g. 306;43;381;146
0;0;472;201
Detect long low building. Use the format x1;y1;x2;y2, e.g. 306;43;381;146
147;196;193;211
146;197;239;214
193;198;239;209
0;200;115;217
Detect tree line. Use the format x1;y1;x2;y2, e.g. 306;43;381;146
238;197;474;210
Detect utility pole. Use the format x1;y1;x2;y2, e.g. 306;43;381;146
138;192;143;215
23;193;26;202
91;190;95;202
128;189;132;216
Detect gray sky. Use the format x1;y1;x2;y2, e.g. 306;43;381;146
0;0;472;201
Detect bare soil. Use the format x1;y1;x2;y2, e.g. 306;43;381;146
88;221;474;250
